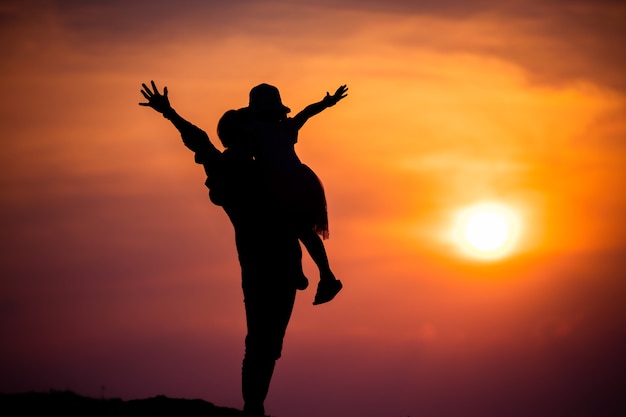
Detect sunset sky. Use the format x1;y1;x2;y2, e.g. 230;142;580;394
1;1;625;416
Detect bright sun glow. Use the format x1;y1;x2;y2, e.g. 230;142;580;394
454;202;521;260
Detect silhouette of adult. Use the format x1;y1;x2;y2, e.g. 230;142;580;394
139;81;305;416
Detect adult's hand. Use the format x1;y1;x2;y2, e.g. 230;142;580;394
139;80;172;114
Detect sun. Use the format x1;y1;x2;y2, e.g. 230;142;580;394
454;202;520;260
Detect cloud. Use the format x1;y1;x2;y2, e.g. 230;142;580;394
4;0;624;93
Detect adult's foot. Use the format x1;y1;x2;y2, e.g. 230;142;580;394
243;402;265;417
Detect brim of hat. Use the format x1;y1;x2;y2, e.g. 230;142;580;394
248;104;291;114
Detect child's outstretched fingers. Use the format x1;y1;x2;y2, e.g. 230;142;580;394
334;85;348;100
324;84;348;106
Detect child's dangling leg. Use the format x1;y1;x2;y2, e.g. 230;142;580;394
293;259;309;291
298;229;343;305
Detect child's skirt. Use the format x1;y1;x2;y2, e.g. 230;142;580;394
265;163;329;239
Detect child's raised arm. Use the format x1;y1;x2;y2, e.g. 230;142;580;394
292;85;348;129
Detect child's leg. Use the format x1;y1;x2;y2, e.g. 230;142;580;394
300;229;343;305
299;229;335;281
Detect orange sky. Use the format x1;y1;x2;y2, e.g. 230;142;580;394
2;1;625;416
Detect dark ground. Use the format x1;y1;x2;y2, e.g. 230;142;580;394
0;390;247;416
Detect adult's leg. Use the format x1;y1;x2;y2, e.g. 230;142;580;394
242;278;296;416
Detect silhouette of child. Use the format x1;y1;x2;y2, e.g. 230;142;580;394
215;108;309;291
244;83;347;305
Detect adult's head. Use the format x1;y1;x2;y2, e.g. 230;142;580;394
217;107;256;154
217;109;241;148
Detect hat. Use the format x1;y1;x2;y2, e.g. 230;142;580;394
248;83;291;114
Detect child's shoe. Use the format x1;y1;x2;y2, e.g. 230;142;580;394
312;279;343;305
295;273;309;290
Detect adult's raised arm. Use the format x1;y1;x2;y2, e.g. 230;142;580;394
139;80;221;166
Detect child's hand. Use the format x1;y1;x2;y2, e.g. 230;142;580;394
139;80;172;114
323;84;348;107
